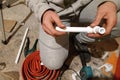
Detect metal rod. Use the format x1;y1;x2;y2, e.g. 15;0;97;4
0;2;7;44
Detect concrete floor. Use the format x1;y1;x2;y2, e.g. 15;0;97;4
0;3;120;80
0;4;39;80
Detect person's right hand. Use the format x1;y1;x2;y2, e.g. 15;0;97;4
89;2;117;38
42;10;66;36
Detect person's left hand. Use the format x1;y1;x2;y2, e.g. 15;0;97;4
88;2;117;38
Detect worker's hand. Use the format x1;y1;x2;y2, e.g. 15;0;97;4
41;10;66;36
88;2;117;38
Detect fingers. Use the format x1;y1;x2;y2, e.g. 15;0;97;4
88;10;105;38
89;3;117;38
52;14;65;28
90;10;105;27
42;24;52;35
88;14;117;38
105;14;117;35
42;18;65;36
42;10;66;36
44;19;66;36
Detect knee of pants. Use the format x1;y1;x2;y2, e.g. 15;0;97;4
39;42;69;70
42;59;64;70
40;49;68;70
39;29;69;70
40;47;68;70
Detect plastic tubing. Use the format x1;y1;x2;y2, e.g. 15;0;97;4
56;26;105;34
15;27;29;64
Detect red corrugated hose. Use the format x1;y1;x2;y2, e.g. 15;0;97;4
114;54;120;80
22;51;60;80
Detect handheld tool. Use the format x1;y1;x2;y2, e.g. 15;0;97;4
74;37;93;80
24;37;38;57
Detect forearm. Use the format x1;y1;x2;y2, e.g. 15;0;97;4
26;0;53;22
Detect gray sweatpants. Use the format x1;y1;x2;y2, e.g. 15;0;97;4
39;1;120;69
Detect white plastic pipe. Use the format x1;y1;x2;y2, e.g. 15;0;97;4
15;27;29;64
56;26;105;34
98;63;113;72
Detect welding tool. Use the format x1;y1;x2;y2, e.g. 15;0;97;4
74;36;93;80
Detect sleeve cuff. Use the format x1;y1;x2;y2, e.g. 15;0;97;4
98;0;120;11
106;0;120;11
35;5;52;22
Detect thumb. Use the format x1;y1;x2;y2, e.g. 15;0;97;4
53;15;65;28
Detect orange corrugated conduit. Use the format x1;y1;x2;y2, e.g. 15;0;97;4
22;51;60;80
